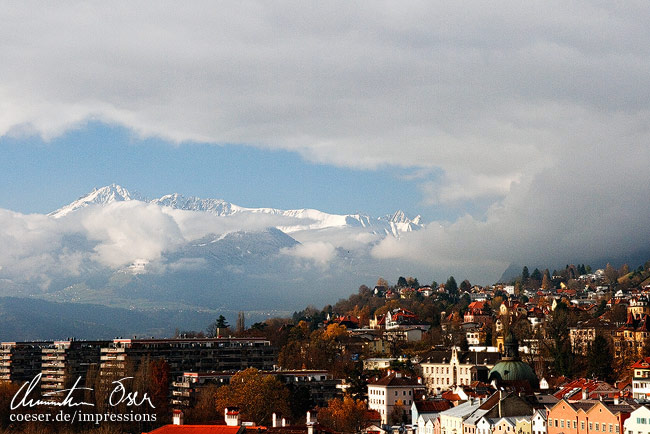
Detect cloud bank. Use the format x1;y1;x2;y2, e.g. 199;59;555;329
2;3;650;282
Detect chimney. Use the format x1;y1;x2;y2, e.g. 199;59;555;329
273;413;278;428
225;407;241;426
307;409;318;424
582;388;588;400
614;395;620;405
282;417;288;427
172;409;184;426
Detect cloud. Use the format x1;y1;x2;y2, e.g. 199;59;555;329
79;201;186;267
373;137;650;282
281;242;337;268
2;2;650;205
1;3;650;283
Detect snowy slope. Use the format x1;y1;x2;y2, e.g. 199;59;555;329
48;184;141;218
50;184;424;236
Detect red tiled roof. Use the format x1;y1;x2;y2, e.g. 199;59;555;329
440;391;461;401
144;426;244;434
631;357;650;369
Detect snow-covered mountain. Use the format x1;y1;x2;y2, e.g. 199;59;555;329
0;184;435;326
48;184;142;218
50;184;424;237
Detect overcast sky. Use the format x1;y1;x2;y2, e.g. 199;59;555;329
2;2;650;281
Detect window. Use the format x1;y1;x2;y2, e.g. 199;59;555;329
590;422;593;430
574;421;577;429
582;421;586;430
561;420;564;428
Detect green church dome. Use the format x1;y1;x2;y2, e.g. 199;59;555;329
488;333;539;389
488;360;538;383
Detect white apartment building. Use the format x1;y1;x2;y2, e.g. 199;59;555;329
368;372;421;425
420;347;499;392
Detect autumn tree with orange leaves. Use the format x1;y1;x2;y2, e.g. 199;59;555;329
317;397;370;433
215;368;290;425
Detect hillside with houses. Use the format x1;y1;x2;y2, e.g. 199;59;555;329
3;261;650;434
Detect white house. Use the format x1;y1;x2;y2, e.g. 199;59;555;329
411;401;451;434
531;408;547;434
368;372;420;425
477;417;498;434
623;405;650;434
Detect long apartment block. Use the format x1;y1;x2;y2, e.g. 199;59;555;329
40;340;108;397
100;337;277;378
0;341;51;383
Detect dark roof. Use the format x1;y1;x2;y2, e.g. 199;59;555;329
371;373;420;387
414;400;452;413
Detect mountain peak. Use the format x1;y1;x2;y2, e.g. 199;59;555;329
49;184;139;218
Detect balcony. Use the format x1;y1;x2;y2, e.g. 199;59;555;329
42;355;65;361
172;381;190;388
101;347;125;353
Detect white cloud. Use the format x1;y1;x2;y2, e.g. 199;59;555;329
2;2;650;205
79;201;186;268
1;3;650;282
281;242;337;268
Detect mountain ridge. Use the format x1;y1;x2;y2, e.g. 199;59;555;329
49;184;424;237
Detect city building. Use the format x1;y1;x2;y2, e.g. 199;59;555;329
623;405;650;434
0;341;50;382
631;357;650;400
100;337;277;378
420;347;499;392
368;372;422;425
40;339;107;399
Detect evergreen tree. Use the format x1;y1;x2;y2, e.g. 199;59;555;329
397;276;408;287
446;276;458;296
522;266;530;282
586;335;613;382
531;268;542;282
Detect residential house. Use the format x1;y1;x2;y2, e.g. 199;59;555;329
623;405;650;434
569;318;617;356
368;372;422;425
613;313;650;358
531;408;547;434
631;357;650;400
411;400;451;434
438;398;483;434
547;398;636;434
